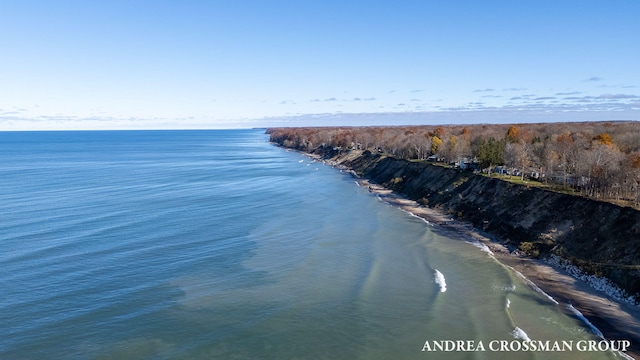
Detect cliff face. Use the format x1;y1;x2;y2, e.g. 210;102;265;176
340;150;640;297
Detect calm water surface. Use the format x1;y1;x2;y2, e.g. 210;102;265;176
0;130;615;359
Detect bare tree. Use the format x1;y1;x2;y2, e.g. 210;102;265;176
504;141;531;180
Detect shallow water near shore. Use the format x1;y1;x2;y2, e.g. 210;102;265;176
0;130;622;359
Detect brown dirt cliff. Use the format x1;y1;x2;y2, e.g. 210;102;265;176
339;150;640;299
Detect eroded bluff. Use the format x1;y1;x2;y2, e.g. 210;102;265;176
339;150;640;299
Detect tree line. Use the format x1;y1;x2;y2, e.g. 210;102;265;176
267;121;640;208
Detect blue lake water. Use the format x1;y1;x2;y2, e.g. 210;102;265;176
0;130;616;359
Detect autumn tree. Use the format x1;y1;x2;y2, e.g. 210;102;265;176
433;127;445;138
267;122;640;207
431;135;443;156
593;133;614;147
505;125;519;143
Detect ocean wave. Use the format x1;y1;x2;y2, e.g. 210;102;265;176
492;284;516;294
511;327;531;341
465;240;493;255
513;270;559;305
567;304;604;338
399;207;432;226
434;269;447;293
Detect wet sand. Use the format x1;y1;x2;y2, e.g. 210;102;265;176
360;179;640;359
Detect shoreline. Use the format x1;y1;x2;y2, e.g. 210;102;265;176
295;147;640;359
356;177;640;359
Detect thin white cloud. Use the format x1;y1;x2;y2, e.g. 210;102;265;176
598;84;637;89
560;93;639;102
598;93;639;100
555;91;582;96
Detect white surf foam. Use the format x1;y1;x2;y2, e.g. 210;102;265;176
513;270;559;305
492;284;516;294
434;269;447;293
465;240;493;255
400;207;432;226
567;304;604;338
511;327;531;341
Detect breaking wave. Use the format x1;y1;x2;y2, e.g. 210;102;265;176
511;327;531;341
434;269;447;293
513;270;559;305
567;304;604;338
465;240;493;255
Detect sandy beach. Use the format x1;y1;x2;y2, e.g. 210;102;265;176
302;149;640;358
358;178;640;359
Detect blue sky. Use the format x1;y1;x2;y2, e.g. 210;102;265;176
1;0;639;129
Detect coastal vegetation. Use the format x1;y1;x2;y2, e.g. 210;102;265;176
267;121;640;300
267;121;640;209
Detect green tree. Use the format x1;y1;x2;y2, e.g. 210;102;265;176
477;137;505;174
